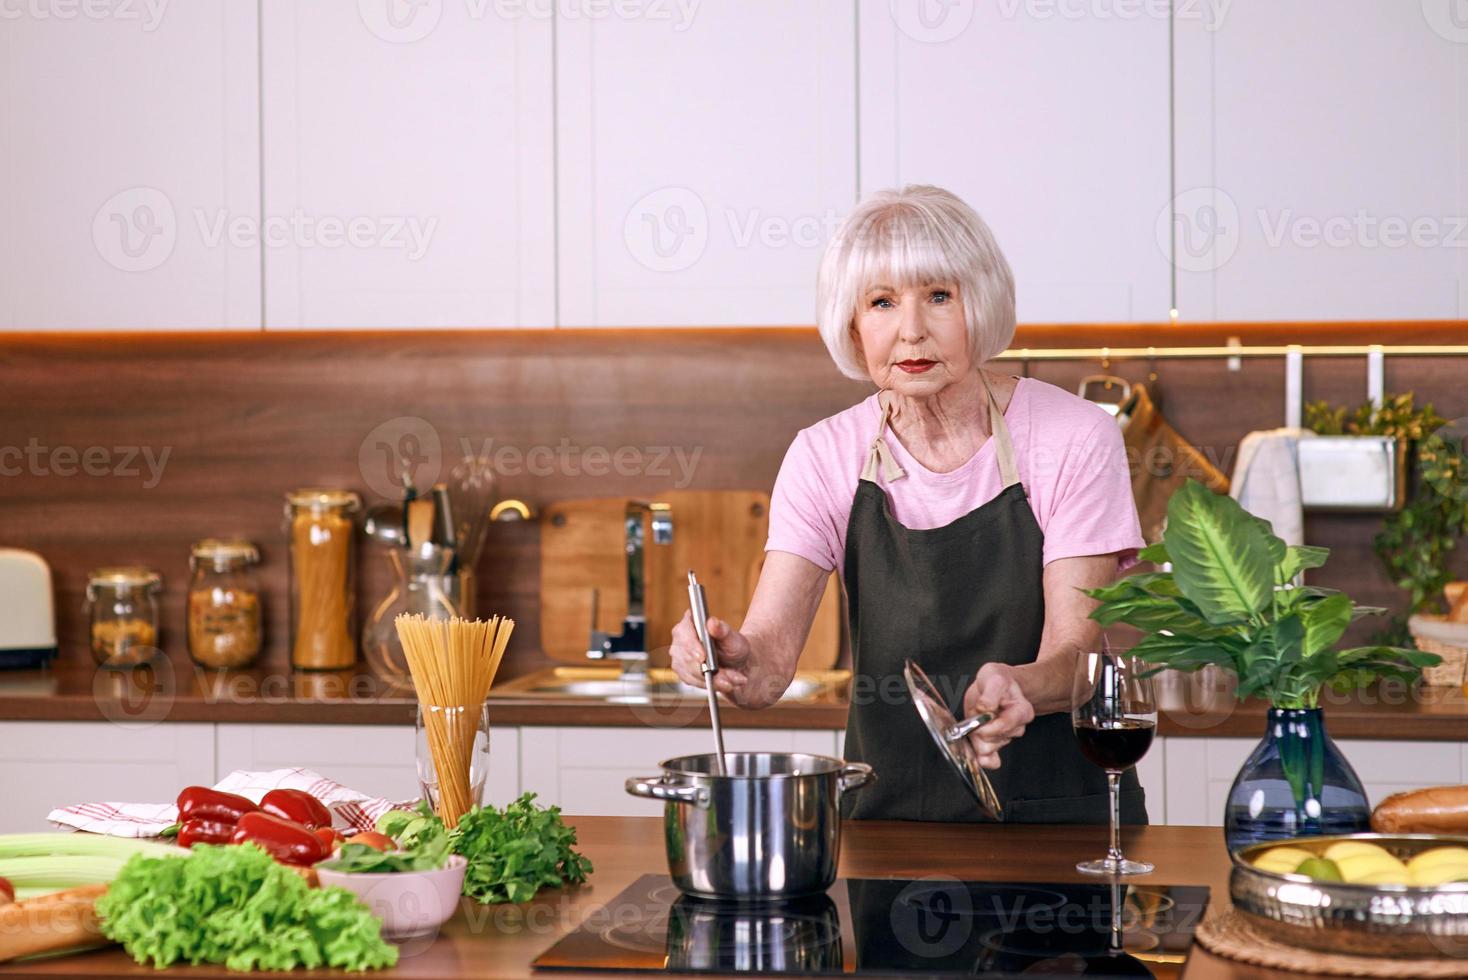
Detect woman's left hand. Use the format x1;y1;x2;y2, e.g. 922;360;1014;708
962;663;1035;770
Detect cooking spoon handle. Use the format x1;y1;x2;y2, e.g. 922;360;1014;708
687;570;728;776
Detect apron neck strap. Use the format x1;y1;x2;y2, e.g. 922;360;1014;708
861;402;907;484
978;370;1022;489
862;373;1022;489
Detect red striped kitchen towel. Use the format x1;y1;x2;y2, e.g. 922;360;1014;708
47;767;418;838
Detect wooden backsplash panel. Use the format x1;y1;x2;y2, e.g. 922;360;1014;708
2;326;1466;671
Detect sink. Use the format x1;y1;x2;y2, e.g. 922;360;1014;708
488;667;848;706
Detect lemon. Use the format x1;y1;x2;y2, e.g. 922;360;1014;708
1407;847;1468;873
1295;857;1344;882
1253;846;1315;871
1336;852;1409;884
1324;840;1392;862
1408;863;1468;888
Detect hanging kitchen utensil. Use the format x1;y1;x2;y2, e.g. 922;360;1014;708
904;659;1003;820
687;570;728;776
1077;374;1132;417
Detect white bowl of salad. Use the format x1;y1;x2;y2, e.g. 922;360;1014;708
315;824;466;940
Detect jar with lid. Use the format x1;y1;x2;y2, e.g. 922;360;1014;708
86;567;162;667
187;539;262;669
285;488;361;671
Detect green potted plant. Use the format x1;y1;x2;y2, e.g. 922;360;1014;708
1304;394;1467;646
1085;479;1438;850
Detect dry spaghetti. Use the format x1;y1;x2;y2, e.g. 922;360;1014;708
394;613;514;824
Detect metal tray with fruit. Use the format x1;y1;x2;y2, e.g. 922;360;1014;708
1232;834;1468;957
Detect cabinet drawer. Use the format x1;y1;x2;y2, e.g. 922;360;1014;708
0;721;214;833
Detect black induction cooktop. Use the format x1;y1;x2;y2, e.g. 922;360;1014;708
532;875;1209;978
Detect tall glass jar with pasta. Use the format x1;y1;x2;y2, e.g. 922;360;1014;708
284;489;361;671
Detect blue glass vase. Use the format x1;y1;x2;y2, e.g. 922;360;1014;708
1223;707;1371;851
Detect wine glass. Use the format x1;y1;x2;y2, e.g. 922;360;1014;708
1072;643;1157;875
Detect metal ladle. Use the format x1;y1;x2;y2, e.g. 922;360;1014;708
687;570;728;776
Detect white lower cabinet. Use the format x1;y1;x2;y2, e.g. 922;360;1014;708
520;727;841;817
2;721;1458;831
214;723;521;810
0;722;215;833
1163;737;1463;827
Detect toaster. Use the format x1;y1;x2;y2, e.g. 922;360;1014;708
0;548;58;669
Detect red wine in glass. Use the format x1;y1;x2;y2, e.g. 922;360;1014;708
1072;643;1156;876
1074;719;1156;772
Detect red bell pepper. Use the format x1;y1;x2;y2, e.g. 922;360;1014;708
176;786;257;825
178;819;237;848
259;788;332;830
313;826;344;854
231;812;327;866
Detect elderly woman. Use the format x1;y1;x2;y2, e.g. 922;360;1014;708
670;185;1146;824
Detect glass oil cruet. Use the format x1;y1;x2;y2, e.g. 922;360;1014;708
364;542;459;688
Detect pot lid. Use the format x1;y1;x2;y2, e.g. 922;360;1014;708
905;659;1003;821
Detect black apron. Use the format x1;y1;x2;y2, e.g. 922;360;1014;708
841;372;1146;824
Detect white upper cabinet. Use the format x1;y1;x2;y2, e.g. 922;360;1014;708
1;2;260;330
1174;1;1468;321
555;0;857;326
859;1;1173;324
260;0;554;328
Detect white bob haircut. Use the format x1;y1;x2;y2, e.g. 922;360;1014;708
816;185;1016;382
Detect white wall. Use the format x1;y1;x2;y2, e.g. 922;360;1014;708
3;1;1464;330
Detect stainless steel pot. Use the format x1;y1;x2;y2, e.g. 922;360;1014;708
626;751;874;900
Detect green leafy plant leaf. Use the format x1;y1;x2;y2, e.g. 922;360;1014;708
1137;540;1171;565
1279;545;1331;583
1087;477;1439;707
1300;593;1353;658
1162;481;1276;624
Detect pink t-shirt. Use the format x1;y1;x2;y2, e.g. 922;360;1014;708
766;378;1144;574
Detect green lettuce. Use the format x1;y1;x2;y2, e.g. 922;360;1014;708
96;843;398;972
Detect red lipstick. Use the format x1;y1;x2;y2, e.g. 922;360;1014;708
896;359;936;374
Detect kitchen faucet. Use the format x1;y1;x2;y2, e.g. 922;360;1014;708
586;500;673;677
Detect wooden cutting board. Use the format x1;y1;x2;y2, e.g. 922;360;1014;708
539;491;841;669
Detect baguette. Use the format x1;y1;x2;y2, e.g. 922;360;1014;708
1372;786;1468;835
0;884;110;963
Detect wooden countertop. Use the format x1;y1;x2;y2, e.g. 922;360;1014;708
0;817;1295;979
5;662;1468;741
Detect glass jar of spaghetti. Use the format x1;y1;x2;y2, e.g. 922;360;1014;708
284;489;361;671
86;567;162;666
187;538;262;669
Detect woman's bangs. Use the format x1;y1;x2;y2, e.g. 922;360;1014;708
847;208;964;294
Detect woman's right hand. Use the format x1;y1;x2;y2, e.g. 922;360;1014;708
670;611;753;701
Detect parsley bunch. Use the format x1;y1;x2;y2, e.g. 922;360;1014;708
375;794;593;904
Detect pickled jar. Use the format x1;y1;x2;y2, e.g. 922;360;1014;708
86;567;162;666
187;538;262;669
285;488;361;671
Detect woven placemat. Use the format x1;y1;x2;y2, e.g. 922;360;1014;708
1196;909;1468;977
